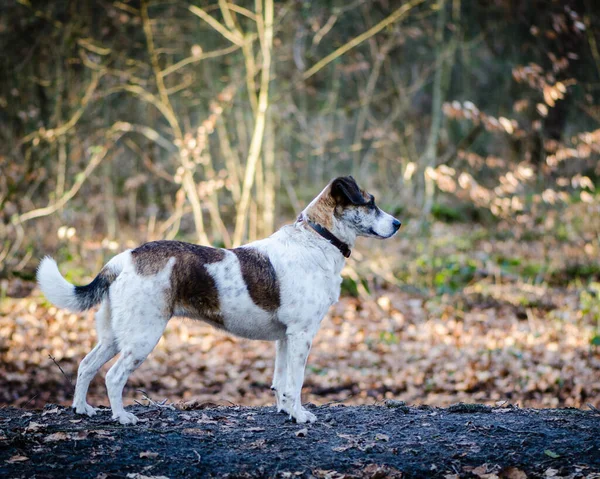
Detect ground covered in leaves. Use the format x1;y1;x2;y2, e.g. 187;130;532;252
1;402;599;478
1;218;599;411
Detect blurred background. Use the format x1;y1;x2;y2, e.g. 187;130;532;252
1;0;599;410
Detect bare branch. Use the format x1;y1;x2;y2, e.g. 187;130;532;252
226;3;256;21
113;121;178;152
188;4;244;46
312;14;338;46
16;132;122;224
160;44;241;78
232;0;274;246
218;0;239;33
104;84;180;140
302;0;426;80
18;71;102;148
141;0;182;140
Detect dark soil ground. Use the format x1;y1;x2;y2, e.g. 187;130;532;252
1;403;599;478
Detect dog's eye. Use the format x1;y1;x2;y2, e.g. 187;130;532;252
367;196;375;207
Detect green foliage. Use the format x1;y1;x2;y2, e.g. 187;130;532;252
340;277;359;298
580;283;600;347
431;204;463;223
550;264;600;286
413;254;478;294
379;331;399;345
64;267;89;285
430;202;492;224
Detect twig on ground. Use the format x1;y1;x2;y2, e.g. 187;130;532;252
587;403;600;415
22;394;39;409
135;389;176;410
494;424;546;436
48;354;74;393
323;395;356;406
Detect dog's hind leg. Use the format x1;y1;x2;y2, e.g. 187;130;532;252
105;309;168;425
73;299;118;416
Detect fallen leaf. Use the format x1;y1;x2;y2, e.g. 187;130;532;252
375;433;389;442
332;444;353;452
362;464;403;478
471;465;496;478
44;431;69;442
182;428;210;436
247;439;266;449
90;430;115;440
25;421;43;432
196;413;217;424
74;431;89;440
295;428;308;437
176;400;218;410
501;467;527;479
140;451;159;459
244;427;265;432
126;474;169;479
6;455;29;463
42;407;60;416
544;450;560;459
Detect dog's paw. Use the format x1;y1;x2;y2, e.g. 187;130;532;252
276;396;290;415
277;404;291;415
291;408;317;424
73;403;98;417
112;411;139;425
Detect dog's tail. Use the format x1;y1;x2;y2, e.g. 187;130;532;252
37;252;129;312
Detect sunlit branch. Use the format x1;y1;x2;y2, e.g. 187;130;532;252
18;71;102;147
160;44;241;78
188;4;244;46
302;0;426;80
232;0;273;246
16;132;122;224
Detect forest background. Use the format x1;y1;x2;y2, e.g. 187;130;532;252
0;0;599;412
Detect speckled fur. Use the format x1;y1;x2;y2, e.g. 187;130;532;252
37;176;401;425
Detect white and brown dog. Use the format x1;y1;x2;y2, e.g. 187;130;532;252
37;176;401;425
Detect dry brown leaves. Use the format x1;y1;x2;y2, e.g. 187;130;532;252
1;219;599;411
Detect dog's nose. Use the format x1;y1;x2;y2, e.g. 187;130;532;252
392;219;401;231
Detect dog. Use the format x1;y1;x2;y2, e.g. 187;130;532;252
37;176;401;424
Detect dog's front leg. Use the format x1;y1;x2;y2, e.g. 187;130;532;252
281;332;316;424
271;339;288;413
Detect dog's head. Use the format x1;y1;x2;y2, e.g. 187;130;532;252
302;176;401;245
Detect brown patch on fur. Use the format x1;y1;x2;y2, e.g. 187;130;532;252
232;248;281;312
132;240;226;323
304;176;372;228
304;187;336;229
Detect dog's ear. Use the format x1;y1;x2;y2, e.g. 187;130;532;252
330;176;365;206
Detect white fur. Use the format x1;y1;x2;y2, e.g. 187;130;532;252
39;179;400;425
37;257;79;311
37;252;130;312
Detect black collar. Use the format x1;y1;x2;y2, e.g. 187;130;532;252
304;218;351;258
